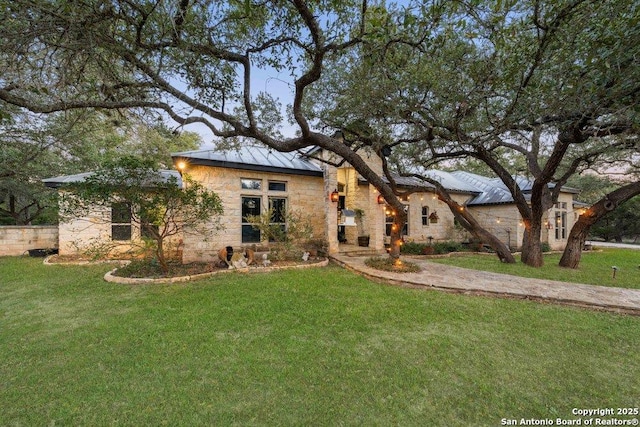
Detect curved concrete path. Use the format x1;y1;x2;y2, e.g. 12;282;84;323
330;254;640;316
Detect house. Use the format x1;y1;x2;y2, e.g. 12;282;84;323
45;146;579;261
43;170;183;257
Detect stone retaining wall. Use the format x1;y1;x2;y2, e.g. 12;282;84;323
0;226;58;256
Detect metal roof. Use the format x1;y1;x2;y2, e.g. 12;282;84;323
43;170;182;188
449;171;581;205
172;146;324;177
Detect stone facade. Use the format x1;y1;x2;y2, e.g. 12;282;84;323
181;164;326;263
49;147;579;261
0;226;58;256
57;200;182;258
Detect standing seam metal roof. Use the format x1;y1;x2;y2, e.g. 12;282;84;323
172;147;323;176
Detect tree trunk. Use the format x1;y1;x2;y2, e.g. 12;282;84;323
156;237;169;274
521;217;544;267
559;181;640;268
388;208;406;264
436;190;516;263
558;220;589;269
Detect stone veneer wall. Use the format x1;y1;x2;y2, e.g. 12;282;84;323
0;226;59;256
181;165;326;263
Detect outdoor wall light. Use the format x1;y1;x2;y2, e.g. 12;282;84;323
176;160;187;171
330;189;339;203
377;194;385;204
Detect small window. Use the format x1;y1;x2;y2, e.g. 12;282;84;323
421;206;429;226
111;202;132;241
268;181;287;192
241;179;262;190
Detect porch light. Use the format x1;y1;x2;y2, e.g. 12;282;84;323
176;160;187;171
377;194;385;204
330;189;339;203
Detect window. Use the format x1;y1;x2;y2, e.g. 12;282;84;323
241;179;262;190
555;211;567;240
385;205;409;236
268;181;287;192
241;197;262;243
269;197;287;240
421;206;429;226
111;202;132;241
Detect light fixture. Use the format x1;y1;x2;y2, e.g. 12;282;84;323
330;189;339;203
176;160;187;171
377;194;385;204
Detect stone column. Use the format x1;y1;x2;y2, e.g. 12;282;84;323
369;184;385;253
324;163;339;254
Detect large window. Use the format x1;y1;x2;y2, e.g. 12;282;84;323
269;197;287;240
555;210;567;240
242;197;262;243
111;202;132;241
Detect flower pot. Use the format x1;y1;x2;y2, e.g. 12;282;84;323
421;246;435;255
357;236;370;247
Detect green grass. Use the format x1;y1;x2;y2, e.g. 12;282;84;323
1;256;639;426
428;248;640;289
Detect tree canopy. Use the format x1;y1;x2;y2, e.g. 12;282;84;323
1;0;638;265
0;107;200;225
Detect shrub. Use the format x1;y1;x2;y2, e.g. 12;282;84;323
400;241;428;255
433;241;464;254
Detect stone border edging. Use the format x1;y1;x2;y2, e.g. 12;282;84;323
104;258;329;284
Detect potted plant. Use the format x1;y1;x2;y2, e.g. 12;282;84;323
421;236;434;255
354;208;369;247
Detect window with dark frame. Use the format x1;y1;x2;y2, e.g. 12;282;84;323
385;205;409;237
268;181;287;192
421;206;429;226
111;202;132;241
241;196;262;243
269;197;287;240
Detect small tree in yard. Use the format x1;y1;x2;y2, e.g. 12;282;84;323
61;157;223;273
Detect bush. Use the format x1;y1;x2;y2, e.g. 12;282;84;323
400;241;428;255
433;241;464;254
541;242;551;252
400;240;468;255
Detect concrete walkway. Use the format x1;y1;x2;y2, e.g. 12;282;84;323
330;254;640;316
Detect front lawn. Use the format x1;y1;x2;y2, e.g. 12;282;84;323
1;256;639;426
427;248;640;289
